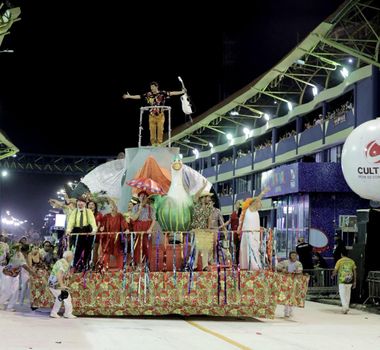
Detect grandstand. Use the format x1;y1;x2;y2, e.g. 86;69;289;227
165;0;380;260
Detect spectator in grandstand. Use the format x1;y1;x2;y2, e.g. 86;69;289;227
332;249;356;314
277;251;303;318
296;237;314;270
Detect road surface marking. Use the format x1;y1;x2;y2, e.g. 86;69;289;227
186;320;252;350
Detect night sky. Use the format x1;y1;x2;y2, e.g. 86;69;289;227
0;0;344;229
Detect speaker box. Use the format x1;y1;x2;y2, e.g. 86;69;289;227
352;209;380;301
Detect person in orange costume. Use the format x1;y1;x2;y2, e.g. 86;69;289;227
99;199;128;270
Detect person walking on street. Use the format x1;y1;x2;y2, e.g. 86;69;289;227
332;248;356;314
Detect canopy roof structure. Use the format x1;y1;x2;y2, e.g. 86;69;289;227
0;2;20;160
163;0;380;160
0;129;18;160
0;2;20;47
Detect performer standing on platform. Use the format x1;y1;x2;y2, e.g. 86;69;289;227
238;187;269;270
66;197;97;271
122;81;185;145
130;191;156;265
99;199;128;269
87;200;103;267
191;191;213;271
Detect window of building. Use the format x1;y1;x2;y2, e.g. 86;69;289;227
253;172;261;194
275;194;310;259
235;175;252;194
326;144;343;163
315;151;324;163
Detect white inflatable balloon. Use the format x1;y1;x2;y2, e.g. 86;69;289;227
341;118;380;201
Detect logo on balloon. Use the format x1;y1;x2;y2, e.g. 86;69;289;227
365;140;380;164
342;118;380;201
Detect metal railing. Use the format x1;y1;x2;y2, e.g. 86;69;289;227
303;268;338;297
64;229;275;272
364;271;380;305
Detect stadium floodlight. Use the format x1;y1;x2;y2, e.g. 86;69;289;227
209;142;214;148
264;113;270;121
192;149;199;159
348;58;353;63
340;67;349;78
1;170;8;177
230;111;239;116
243;127;250;135
312;86;318;97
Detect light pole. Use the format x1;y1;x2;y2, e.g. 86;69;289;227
0;170;8;233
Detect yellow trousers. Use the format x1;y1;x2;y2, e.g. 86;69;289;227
149;112;165;145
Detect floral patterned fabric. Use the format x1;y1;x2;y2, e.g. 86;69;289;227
30;270;309;318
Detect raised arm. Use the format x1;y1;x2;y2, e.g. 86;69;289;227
256;186;270;201
168;89;185;97
48;199;65;209
122;92;141;100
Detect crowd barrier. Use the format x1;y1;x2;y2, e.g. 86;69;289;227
364;271;380;305
303;268;338;297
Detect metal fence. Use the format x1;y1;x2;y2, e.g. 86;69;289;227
303;268;338;297
364;271;380;305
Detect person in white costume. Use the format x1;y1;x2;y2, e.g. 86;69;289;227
238;188;269;270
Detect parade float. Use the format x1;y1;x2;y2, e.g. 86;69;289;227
30;85;309;318
30;145;309;318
